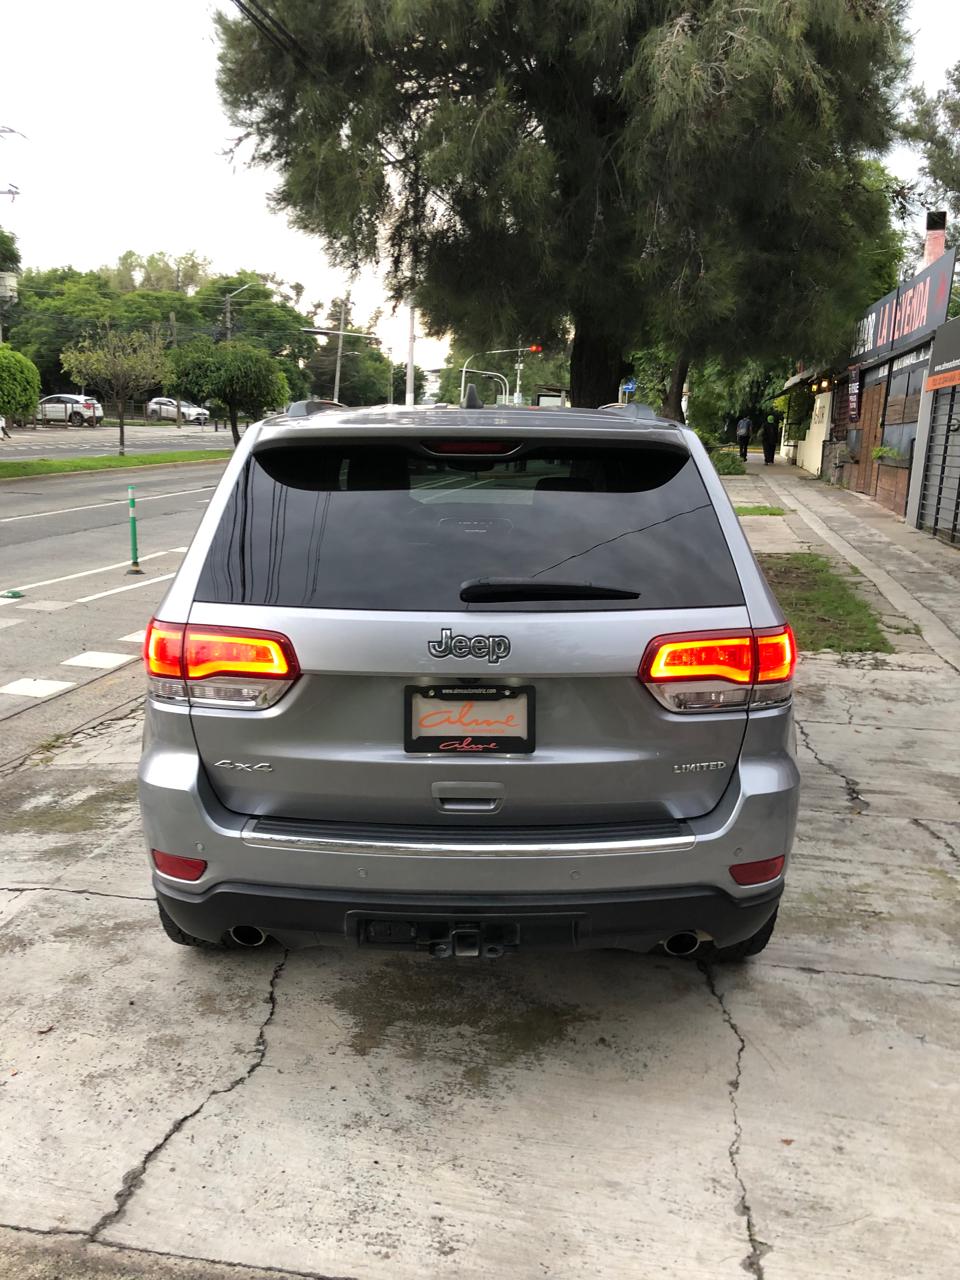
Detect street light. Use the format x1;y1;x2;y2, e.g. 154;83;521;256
0;271;17;344
223;282;251;340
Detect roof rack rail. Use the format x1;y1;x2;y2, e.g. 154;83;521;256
597;402;662;420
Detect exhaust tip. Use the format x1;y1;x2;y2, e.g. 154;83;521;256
229;924;267;948
663;931;700;957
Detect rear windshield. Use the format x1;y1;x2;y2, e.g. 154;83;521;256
195;441;743;611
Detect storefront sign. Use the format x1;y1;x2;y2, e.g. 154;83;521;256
848;365;861;422
851;248;956;366
926;315;960;392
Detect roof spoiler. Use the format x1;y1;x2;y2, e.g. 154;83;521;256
461;383;485;409
598;402;664;421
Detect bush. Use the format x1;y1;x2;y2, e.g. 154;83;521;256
0;344;41;422
711;448;746;476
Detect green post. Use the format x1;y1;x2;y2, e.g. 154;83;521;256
127;485;143;575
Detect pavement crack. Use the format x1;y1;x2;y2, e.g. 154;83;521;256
699;962;771;1279
796;719;869;812
89;951;288;1243
911;818;960;870
764;961;960;989
0;885;153;901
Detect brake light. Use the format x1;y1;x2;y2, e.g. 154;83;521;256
427;440;519;454
730;856;785;886
184;629;297;680
639;626;795;713
144;619;299;709
151;850;207;881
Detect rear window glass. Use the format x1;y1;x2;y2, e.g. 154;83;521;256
195;441;743;611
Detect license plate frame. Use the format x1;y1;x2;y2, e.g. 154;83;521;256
404;684;535;755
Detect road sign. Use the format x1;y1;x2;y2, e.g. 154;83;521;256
622;378;637;393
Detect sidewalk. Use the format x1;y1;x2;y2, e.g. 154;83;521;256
724;458;960;670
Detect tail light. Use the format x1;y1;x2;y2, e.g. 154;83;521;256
144;620;299;709
83;400;95;409
639;625;796;713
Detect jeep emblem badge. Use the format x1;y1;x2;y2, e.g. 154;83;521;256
428;628;510;664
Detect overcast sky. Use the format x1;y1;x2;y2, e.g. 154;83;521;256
2;0;958;373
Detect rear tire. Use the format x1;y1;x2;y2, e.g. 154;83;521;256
69;411;84;427
711;908;778;962
157;900;224;949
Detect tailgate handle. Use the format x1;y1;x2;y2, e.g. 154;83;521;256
432;782;504;815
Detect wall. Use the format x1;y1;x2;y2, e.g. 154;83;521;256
796;391;832;475
873;461;911;516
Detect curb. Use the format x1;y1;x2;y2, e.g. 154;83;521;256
0;455;231;484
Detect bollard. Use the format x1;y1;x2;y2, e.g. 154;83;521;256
126;485;144;575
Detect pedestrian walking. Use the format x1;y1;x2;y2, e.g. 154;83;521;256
0;415;11;440
735;414;752;461
761;415;778;465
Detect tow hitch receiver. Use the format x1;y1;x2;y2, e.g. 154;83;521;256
358;917;520;958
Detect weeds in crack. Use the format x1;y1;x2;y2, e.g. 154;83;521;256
89;951;288;1242
699;961;770;1279
795;720;868;812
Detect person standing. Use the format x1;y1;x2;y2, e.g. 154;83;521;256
761;414;778;465
735;414;752;461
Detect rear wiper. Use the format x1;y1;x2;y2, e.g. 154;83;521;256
459;577;640;602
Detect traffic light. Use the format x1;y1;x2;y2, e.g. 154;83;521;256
527;343;543;353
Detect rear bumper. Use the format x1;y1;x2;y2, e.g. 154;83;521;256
156;879;783;952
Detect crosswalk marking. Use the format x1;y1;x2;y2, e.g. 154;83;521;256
118;630;147;644
61;651;136;670
0;678;76;698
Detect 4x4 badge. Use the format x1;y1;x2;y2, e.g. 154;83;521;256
428;628;510;664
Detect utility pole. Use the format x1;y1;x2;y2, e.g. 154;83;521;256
333;292;349;403
405;303;416;406
169;311;181;427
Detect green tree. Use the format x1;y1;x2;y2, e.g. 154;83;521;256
217;0;909;411
437;341;569;405
61;329;169;456
169;338;288;445
906;60;960;224
304;298;396;404
99;250;212;294
391;362;426;404
0;226;20;273
0;344;40;424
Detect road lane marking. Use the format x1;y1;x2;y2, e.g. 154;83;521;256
76;573;175;603
0;678;76;698
0;487;215;524
7;548;187;594
118;630;147;644
61;651;137;670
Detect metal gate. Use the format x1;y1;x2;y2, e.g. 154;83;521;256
918;384;960;545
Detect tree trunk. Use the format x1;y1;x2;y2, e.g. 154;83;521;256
118;407;125;457
229;405;240;447
569;323;628;408
660;353;690;423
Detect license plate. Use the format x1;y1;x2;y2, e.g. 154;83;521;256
405;685;535;754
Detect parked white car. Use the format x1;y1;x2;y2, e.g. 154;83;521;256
147;397;210;424
37;394;104;427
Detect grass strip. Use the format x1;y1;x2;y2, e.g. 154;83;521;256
0;451;231;479
758;552;892;653
735;505;787;517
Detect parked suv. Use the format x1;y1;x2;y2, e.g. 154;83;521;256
38;394;104;426
139;404;799;960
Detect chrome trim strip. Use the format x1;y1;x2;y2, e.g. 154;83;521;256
240;825;696;859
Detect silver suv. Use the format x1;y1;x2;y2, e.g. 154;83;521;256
139;405;799;960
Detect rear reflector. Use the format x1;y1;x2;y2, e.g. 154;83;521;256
151;850;207;881
730;856;785;886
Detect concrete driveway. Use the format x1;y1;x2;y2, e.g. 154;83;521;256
0;643;958;1280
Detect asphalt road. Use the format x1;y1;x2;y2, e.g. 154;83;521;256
2;423;236;460
0;461;227;765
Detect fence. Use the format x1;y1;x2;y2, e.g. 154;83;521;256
17;400;251;432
